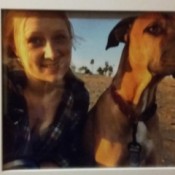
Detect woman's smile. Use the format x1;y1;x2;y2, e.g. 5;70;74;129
41;62;59;73
41;61;59;68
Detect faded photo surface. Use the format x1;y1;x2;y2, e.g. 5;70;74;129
2;10;175;170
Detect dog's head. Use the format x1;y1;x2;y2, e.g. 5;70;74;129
106;13;175;77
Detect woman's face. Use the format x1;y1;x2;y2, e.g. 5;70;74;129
14;15;72;83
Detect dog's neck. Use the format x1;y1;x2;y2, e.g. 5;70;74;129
112;46;162;117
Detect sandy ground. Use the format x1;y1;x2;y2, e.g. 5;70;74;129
78;74;175;166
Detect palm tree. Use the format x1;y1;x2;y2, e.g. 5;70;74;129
90;59;94;74
97;67;104;75
103;61;109;75
108;65;113;76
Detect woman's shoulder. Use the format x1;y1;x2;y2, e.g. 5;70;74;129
3;64;26;91
65;70;87;91
65;70;89;101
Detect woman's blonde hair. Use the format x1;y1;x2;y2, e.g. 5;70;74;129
3;10;74;59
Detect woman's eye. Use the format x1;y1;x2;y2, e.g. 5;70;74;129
144;23;165;36
28;37;44;47
54;34;70;44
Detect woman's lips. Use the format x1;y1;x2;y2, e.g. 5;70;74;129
42;62;59;68
40;60;67;72
41;61;59;67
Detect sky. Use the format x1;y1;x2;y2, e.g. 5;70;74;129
69;12;126;74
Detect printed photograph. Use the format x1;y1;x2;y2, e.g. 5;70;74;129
2;9;175;170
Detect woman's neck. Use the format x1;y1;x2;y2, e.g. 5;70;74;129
24;76;65;97
23;77;65;134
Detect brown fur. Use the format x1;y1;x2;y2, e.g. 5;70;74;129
84;13;175;167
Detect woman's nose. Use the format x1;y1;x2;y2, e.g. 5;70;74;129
44;42;58;60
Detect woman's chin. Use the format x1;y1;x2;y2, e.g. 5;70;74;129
43;74;65;84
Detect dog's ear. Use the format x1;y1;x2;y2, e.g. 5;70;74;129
106;17;136;50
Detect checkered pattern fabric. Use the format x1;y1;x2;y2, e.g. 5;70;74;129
3;69;89;168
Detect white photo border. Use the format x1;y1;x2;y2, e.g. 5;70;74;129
0;0;175;175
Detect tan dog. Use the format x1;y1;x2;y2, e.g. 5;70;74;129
84;13;175;167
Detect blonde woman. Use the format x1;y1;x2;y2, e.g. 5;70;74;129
3;10;89;169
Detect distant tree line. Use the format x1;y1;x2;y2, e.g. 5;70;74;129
97;61;113;76
71;59;114;76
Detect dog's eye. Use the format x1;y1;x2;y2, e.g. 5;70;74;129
144;24;165;36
